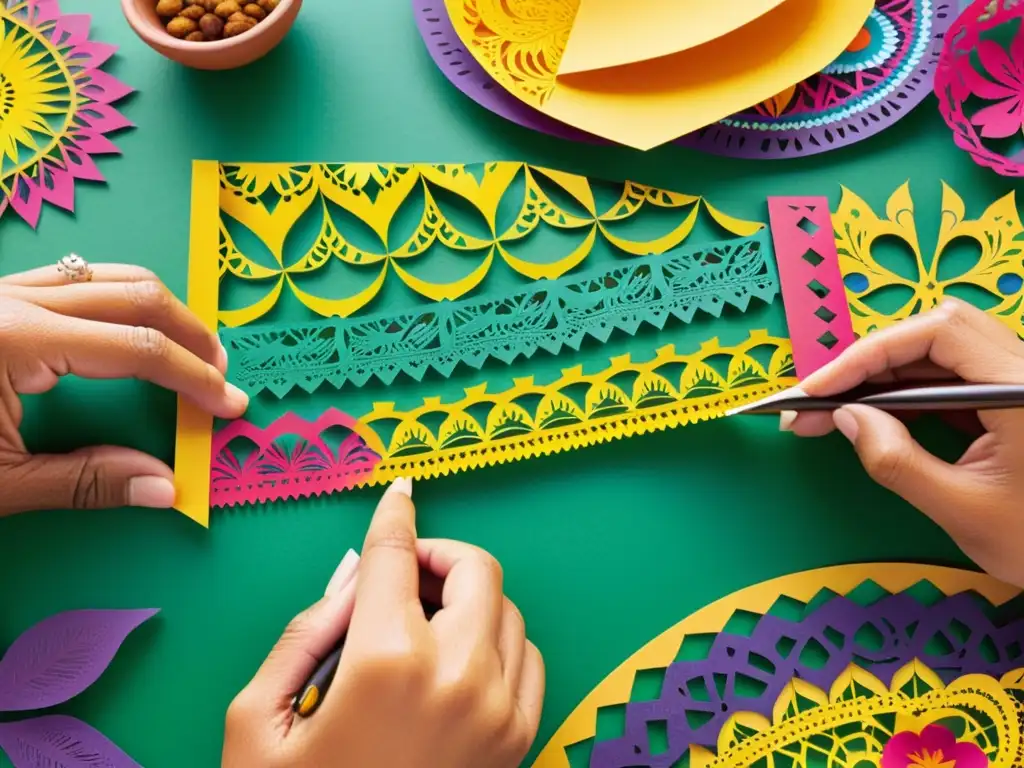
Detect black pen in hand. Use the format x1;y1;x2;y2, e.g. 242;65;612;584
293;640;345;717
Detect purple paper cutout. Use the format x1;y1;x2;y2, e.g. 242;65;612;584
411;0;954;159
0;609;158;712
590;591;1024;768
0;716;141;768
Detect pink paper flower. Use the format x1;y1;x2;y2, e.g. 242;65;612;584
0;0;133;228
881;724;988;768
963;31;1024;140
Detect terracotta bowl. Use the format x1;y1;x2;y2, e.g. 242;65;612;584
122;0;302;70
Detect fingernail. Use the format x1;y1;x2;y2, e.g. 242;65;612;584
225;383;249;413
779;410;798;432
385;477;413;499
216;341;229;373
128;476;176;508
833;408;860;443
325;549;360;596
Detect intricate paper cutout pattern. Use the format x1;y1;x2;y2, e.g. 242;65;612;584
414;0;949;158
0;715;141;768
440;0;873;149
592;589;1024;766
689;662;1022;768
211;410;381;508
217;162;761;328
0;0;133;228
211;332;797;506
223;230;778;396
935;0;1024;177
0;609;156;768
680;0;955;159
833;182;1024;336
0;608;157;711
768;197;856;378
531;564;1024;768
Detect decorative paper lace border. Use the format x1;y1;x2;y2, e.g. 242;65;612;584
223;230;778;397
210;331;796;508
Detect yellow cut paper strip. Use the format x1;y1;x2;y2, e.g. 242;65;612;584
445;0;872;149
172;160;220;527
531;564;1021;768
559;0;790;75
175;160;776;521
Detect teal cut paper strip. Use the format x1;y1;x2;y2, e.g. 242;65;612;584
223;230;779;397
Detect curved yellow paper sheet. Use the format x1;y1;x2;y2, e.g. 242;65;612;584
445;0;872;149
531;564;1021;767
559;0;790;75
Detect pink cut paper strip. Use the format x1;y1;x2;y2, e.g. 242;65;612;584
210;409;381;508
767;197;855;379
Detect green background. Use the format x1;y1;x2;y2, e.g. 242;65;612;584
0;2;1018;766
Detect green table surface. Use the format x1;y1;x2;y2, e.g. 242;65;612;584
0;2;1018;766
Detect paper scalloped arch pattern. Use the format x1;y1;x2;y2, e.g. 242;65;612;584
223;230;778;397
216;162;762;328
0;0;133;228
531;564;1024;768
209;332;796;507
935;0;1024;177
833;181;1024;336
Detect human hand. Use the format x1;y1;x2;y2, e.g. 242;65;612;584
784;299;1024;588
0;262;247;515
223;479;545;768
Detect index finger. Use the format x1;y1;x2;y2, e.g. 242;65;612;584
31;309;246;419
349;479;423;634
801;300;1024;397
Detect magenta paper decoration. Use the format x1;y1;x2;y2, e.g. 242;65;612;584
767;197;856;379
0;0;134;228
935;0;1024;177
211;409;382;508
0;609;157;768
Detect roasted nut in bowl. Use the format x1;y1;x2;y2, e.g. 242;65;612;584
121;0;301;70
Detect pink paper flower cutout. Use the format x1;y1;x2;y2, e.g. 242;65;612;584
0;0;134;229
965;35;1024;140
881;724;988;768
935;0;1024;176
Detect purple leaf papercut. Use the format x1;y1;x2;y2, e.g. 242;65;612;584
0;610;158;712
0;715;141;768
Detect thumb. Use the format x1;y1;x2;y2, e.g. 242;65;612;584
245;575;359;715
833;405;973;529
0;446;175;515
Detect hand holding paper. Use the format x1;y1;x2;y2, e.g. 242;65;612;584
0;263;246;516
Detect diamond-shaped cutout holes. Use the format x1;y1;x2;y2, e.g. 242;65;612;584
807;279;830;299
801;248;825;267
817;331;839;349
797;217;820;237
814;306;837;323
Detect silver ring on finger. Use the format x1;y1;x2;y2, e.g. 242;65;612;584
56;253;93;283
